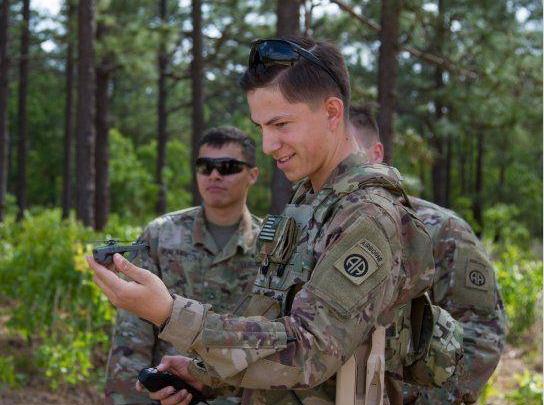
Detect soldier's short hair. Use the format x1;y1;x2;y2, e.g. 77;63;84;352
239;36;351;117
198;126;256;166
349;104;381;148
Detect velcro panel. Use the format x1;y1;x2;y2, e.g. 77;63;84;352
307;215;392;318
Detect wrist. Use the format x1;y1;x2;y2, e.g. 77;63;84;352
156;292;174;327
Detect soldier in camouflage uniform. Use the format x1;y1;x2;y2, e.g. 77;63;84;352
89;37;443;405
105;127;262;404
349;104;507;403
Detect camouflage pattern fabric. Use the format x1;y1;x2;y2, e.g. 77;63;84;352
105;206;261;405
158;154;437;405
403;197;506;404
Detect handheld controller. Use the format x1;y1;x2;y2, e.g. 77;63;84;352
138;367;207;404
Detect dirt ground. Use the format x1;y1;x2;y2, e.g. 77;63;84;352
0;345;540;405
1;297;541;405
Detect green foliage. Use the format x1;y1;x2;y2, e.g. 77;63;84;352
484;204;531;245
0;209;140;388
109;128;158;221
491;240;543;342
36;331;100;389
505;370;544;405
0;356;18;388
137;138;192;212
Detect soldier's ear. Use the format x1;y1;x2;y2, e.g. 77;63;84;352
324;96;344;132
248;166;259;186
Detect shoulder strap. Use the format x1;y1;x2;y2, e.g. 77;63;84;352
330;163;412;208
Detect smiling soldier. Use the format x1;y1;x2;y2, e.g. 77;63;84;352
89;37;461;405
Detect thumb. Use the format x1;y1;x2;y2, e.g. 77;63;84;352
113;253;149;284
156;356;174;372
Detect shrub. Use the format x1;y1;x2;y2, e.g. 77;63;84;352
0;209;140;388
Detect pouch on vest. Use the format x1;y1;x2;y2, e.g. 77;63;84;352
403;293;464;387
256;215;299;273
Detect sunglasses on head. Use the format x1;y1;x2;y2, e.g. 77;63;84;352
248;39;344;97
195;157;252;176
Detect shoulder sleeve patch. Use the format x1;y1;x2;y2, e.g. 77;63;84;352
465;258;491;291
307;214;393;318
333;240;384;285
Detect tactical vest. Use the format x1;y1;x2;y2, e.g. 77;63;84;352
239;164;462;398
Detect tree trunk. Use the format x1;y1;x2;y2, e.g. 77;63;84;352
191;0;204;206
16;0;30;221
62;0;75;219
377;0;401;165
458;135;466;195
75;0;96;227
430;0;448;206
94;21;110;230
0;0;9;222
473;129;484;236
445;132;452;207
271;0;300;214
156;0;168;214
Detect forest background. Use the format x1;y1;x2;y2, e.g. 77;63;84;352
0;0;542;404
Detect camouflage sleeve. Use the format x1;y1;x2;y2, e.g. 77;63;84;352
422;219;507;404
159;203;401;390
105;226;160;405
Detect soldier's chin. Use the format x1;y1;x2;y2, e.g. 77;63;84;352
282;168;303;182
205;198;233;209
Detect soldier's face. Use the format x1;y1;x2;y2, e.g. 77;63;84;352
197;143;259;209
247;87;336;184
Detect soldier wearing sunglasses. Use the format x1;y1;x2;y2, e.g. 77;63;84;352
89;37;451;405
104;127;261;405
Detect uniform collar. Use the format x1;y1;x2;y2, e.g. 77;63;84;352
291;152;369;201
192;205;255;261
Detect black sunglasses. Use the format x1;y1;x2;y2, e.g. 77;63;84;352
249;39;344;97
195;157;252;176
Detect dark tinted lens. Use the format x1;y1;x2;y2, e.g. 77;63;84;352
249;40;299;69
195;159;213;175
217;160;246;175
258;41;298;65
196;158;247;176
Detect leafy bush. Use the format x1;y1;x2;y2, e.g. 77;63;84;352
137;138;192;212
505;371;543;405
490;241;543;343
0;356;18;388
0;209;140;388
484;204;531;245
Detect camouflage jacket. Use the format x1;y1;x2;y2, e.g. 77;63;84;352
158;154;436;405
105;206;261;405
403;197;506;404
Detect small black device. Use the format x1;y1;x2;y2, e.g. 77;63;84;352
138;367;207;404
92;239;149;266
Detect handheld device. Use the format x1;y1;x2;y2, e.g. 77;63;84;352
138;367;207;404
92;239;149;266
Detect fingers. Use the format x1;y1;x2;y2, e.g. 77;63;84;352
113;253;150;284
148;386;175;401
86;256;124;298
156;355;174;372
135;380;144;392
92;273;117;301
160;389;192;405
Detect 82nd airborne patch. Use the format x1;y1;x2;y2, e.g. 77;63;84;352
465;258;490;291
334;239;384;285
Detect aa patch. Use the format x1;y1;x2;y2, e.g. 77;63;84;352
334;240;384;285
465;259;490;291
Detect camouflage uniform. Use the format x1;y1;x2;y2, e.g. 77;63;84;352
158;155;437;405
403;197;506;404
105;206;262;405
